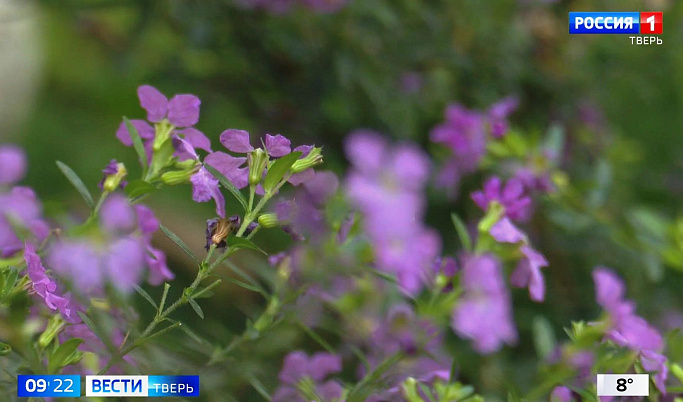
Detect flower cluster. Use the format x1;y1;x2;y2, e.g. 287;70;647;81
344;130;441;296
48;194;173;295
0;145;49;258
430;97;518;195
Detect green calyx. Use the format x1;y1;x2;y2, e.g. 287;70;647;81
152;120;175;152
248;148;268;186
290;147;323;173
257;213;279;228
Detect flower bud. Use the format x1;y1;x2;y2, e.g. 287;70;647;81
100;161;127;193
161;168;196;185
248;149;268;186
401;377;422;402
671;363;683;384
257;213;279;228
38;315;65;348
290;147;323;173
175;159;198;170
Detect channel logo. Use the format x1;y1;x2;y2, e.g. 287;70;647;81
85;375;199;397
569;12;663;35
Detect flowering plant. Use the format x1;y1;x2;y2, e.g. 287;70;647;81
0;83;681;402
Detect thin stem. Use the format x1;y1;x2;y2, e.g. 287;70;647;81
84;192;109;226
248;185;255;212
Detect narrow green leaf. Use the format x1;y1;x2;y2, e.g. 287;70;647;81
451;213;472;252
158;283;171;313
56;161;94;209
160;225;199;264
229;237;267;255
77;312;114;352
532;316;556;360
347;352;403;402
204;163;248;212
0;342;11;356
188;298;204;319
48;338;83;373
133;285;157;309
175;321;207;345
2;267;18;298
125;179;158;200
123;117;148;172
247;375;272;401
263;151;301;192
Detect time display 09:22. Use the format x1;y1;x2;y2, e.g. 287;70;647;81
17;375;81;397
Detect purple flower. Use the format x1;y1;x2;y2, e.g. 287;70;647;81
510;245;548;302
116;86;211;165
98;159;127;191
0;186;50;257
593;268;664;353
344;130;439;295
49;199;172;294
220;129;290;157
550;386;573;402
430;104;486;193
471;176;532;221
641;350;668;393
273;351;344;402
488;96;519;138
24;243;79;322
0;144;27;185
203;151;249;189
137;85;200;127
452;253;517;354
490;217;527;243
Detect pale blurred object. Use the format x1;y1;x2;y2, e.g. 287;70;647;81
0;0;42;140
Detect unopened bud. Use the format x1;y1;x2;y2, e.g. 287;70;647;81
290;147;323;173
257;213;279;228
175;159;198;170
248;149;268;186
161;168;196;185
100;161;127;192
671;363;683;384
38;315;65;348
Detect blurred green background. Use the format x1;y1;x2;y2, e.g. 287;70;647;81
2;0;682;398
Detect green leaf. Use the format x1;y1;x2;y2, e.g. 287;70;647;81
204;163;248;212
451;213;472;252
77;312;114;352
124;117;148;172
56;161;94;209
229;237;267;255
532;316;556;360
247;375;272;402
263;151;301;193
347;352;403;402
0;342;11;356
188;298;204;319
160;225;199;264
133;285;157;309
175;321;207;345
1;267;18;300
48;338;83;373
125;180;158;200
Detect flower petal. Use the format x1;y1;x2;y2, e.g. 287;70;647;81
137;85;168;123
172;135;198;162
219;129;254;153
115;119;154;146
204;152;249;189
176;127;212;153
265;134;291;157
167;94;201;127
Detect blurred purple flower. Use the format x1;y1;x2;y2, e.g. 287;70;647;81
344;130;440;296
273;351;344;402
593;268;663;352
136;85;200;127
592;268;667;392
490;216;527;243
471;176;532;221
24;243;80;322
550;386;573;402
0;144;27;185
510;245;548;302
452;253;517;353
488;96;519;138
0;186;50;258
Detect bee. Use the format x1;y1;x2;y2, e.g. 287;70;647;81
205;216;240;250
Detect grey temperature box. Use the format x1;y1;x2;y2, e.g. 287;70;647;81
596;374;649;396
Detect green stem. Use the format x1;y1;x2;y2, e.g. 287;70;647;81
98;247;235;375
248;186;255;212
84;192;109;226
